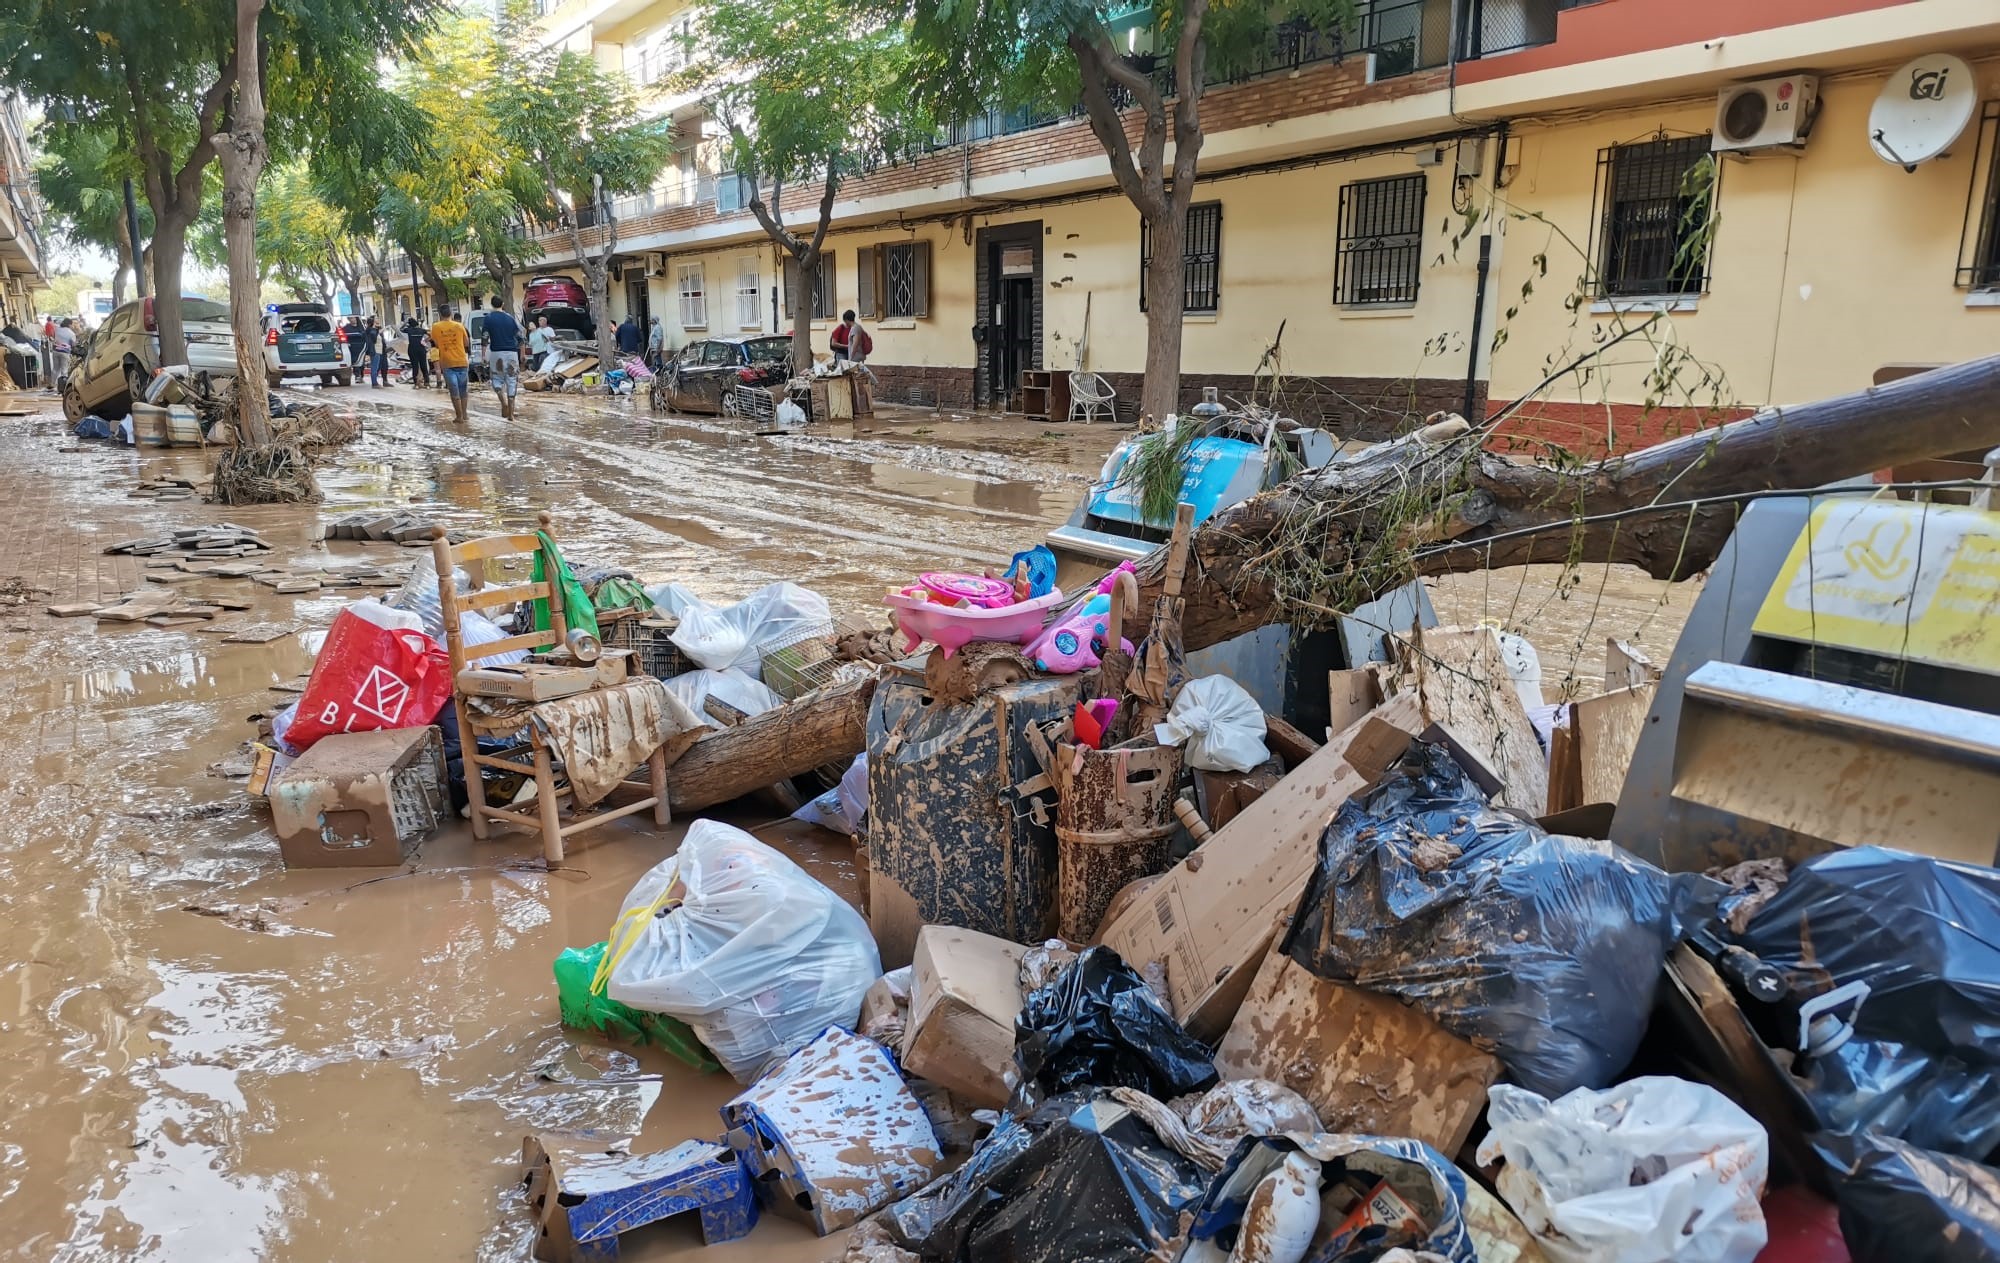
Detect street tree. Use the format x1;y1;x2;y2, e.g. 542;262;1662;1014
494;6;674;367
694;0;933;373
34;124;153;305
259;162;352;306
884;0;1355;421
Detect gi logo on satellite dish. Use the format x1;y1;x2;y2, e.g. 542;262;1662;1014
1910;64;1951;101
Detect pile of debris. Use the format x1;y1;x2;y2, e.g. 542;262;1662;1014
325;510;456;546
105;524;275;559
188;376;2000;1263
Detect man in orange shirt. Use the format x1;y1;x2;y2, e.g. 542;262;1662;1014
428;308;472;424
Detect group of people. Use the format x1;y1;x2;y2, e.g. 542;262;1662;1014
38;314;80;388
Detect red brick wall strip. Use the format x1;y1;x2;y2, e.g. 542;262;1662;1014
1486;399;1757;460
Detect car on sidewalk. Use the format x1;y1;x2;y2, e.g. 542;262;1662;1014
61;295;239;423
522;274;595;338
261;302;352;387
654;335;793;414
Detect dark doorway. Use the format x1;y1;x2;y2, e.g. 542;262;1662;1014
625;270;651;326
974;221;1042;410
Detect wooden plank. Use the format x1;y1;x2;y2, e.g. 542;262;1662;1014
1606;637;1662;691
1216;949;1500;1156
1545;717;1583;816
1574;682;1655;806
456;581;548;612
1327;667;1381;740
1262;713;1320;768
1399;626;1548;815
448;532;543;564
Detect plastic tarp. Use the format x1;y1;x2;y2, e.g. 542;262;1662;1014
664;667;784;729
1182;1134;1478;1263
877;1091;1209;1263
1282;740;1698;1098
1733;847;2000;1160
1011;946;1217;1110
1816;1132;2000;1263
644;580;832;680
1478;1077;1769;1263
601;820;881;1082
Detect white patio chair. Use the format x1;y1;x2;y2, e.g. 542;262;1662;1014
1068;371;1117;424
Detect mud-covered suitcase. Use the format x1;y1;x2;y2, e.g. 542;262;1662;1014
269;726;448;867
865;667;1081;968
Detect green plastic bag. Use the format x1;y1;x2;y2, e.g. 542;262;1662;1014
552;942;719;1073
593;575;653;615
531;529;600;650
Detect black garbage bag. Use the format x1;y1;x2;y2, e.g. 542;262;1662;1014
1734;846;2000;1159
1282;740;1698;1098
1011;946;1215;1109
878;1091;1208;1263
1817;1131;2000;1263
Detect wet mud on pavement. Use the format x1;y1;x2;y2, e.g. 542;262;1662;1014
0;384;1112;1262
0;382;1692;1259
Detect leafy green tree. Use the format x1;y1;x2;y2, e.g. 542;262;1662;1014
258;162;350;304
34;124;152;304
883;0;1354;419
494;4;674;367
694;0;932;372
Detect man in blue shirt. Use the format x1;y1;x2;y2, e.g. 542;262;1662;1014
616;314;642;357
482;296;524;420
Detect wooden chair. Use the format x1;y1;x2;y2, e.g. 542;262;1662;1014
431;512;669;863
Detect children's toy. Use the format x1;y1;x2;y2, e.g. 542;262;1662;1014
885;585;1067;656
1026;562;1138;674
917;572;1018;609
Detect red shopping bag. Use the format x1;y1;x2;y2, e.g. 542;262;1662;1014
288;601;453;750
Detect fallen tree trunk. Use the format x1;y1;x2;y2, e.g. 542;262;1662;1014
661;671;879;813
1134;355;2000;652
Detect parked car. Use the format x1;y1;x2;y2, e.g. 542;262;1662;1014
654;336;793;414
262;302;351;387
61;295;238;423
522;274;594;338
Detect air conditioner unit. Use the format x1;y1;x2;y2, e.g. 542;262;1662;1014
1713;74;1819;153
646;252;667;277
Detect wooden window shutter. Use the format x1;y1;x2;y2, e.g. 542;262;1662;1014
784;256;798;320
914;241;931;318
856;246;877;319
820;250;837;320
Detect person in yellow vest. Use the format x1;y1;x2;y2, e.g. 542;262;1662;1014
428;307;472;424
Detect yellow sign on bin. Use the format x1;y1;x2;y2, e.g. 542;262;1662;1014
1753;499;2000;672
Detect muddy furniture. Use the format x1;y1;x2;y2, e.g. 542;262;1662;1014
521;1136;757;1261
268;726;448;867
432;513;670;864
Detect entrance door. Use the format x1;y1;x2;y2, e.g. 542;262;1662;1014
626;271;650;327
993;274;1035;409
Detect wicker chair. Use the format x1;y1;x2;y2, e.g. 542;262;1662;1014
1068;372;1117;424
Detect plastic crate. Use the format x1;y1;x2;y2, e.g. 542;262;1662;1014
603;613;690;679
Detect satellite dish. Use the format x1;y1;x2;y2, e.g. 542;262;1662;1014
1869;53;1978;170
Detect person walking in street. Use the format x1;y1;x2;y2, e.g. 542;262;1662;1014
401;315;431;388
829;310;876;385
51;318;77;386
429;307;472;424
39;314;55;391
645;316;665;370
481;298;523;421
615;314;642;359
365;317;388;387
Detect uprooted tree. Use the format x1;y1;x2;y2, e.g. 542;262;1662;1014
1123;355;2000;653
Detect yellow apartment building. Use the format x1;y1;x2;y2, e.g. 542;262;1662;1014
377;0;2000;453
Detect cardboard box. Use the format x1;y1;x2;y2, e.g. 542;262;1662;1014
903;926;1028;1109
1216;950;1500;1156
1096;694;1425;1042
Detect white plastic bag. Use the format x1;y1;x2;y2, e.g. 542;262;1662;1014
794;754;870;835
775;398;807;428
387;553;529;663
665;667;783;728
656;581;832;679
604;820;882;1082
1476;1077;1769;1263
1154;675;1270;773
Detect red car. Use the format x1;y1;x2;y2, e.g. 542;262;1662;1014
523;274;595;337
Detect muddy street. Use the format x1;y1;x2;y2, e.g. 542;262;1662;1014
0;383;1695;1260
0;385;1114;1262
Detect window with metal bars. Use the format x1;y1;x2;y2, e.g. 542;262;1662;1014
1956;102;2000;290
1590;134;1718;298
1335;173;1426;306
1139;201;1222;314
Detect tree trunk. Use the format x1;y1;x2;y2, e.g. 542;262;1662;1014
790;248;818;375
112;213;134;306
357;240;395;317
216;0;272;446
588;257;616;370
1127;355;2000;655
150;216;192;366
1140;209;1186;421
645;672;879;812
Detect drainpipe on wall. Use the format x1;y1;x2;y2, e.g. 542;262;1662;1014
1464;232;1492;422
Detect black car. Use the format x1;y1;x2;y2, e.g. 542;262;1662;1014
653;335;793;414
